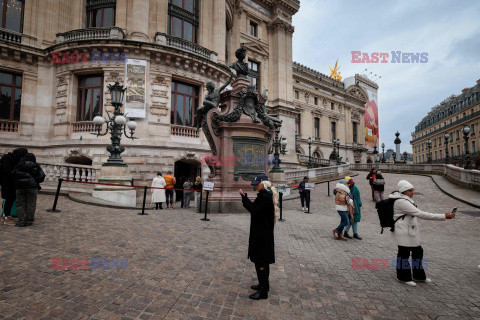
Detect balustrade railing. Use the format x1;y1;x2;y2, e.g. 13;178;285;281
72;121;96;133
155;32;218;61
350;163;480;188
38;162;99;183
171;125;199;138
0;28;22;43
285;164;349;182
56;27;124;43
285;169;309;181
298;154;330;166
0;120;19;132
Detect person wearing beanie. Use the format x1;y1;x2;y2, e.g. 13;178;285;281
333;179;353;240
12;153;45;227
372;171;386;202
1;148;28;225
366;168;377;201
343;177;363;240
239;174;277;300
388;180;456;286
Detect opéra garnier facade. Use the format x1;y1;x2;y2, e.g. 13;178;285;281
411;79;480;167
0;0;371;184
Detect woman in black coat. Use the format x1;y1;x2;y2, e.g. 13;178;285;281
239;174;277;300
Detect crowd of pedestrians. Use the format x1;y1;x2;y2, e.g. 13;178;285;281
150;172;201;210
1;148;45;227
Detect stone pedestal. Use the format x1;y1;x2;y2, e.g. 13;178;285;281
202;78;275;213
91;165;136;207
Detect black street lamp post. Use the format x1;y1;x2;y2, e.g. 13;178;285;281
92;81;137;166
269;126;288;172
307;137;313;169
381;143;385;163
335;139;341;165
462;125;471;169
444;133;450;164
427;139;432;163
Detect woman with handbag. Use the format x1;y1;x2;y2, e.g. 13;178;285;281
343;177;363;240
333;179;353;241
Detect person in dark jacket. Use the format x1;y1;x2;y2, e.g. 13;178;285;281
298;176;310;212
372;171;385;202
366;168;376;201
1;148;28;224
12;153;45;227
239;174;277;300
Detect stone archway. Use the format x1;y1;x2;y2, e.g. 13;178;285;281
367;158;373;163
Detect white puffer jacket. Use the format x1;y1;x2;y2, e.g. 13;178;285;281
388;192;445;247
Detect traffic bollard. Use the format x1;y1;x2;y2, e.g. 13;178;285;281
138;186;148;215
201;190;210;221
47;178;63;212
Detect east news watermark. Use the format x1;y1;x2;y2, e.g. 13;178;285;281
51;51;128;64
351;51;428;63
51;257;128;270
352;257;428;270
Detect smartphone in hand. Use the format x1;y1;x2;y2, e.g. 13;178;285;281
239;189;245;196
452;207;457;214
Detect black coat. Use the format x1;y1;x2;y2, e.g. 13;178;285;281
12;161;45;190
241;189;275;265
1;153;18;199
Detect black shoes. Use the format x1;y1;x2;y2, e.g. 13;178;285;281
353;233;362;240
249;290;268;300
343;232;352;239
251;284;260;290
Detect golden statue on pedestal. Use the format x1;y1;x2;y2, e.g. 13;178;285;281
329;60;342;81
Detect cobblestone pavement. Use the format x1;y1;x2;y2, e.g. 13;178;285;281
1;172;479;320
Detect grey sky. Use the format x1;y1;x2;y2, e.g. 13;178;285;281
292;0;480;152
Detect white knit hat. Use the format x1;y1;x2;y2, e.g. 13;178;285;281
397;180;414;193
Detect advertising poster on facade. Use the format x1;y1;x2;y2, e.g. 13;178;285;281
365;89;379;149
125;59;147;118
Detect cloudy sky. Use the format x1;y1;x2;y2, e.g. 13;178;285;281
292;0;480;152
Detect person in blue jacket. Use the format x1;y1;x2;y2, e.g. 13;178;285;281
343;177;362;239
298;176;310;212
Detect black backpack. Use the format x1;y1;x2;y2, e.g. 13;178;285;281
375;198;406;234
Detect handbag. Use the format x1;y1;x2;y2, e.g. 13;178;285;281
2;199;17;217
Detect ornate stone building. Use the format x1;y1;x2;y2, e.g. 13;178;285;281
411;79;480;167
291;65;369;164
0;0;371;187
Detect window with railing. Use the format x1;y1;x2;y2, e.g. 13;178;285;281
0;70;22;121
472;124;475;135
168;0;199;43
456;130;460;140
331;121;336;140
171;80;198;127
248;60;260;90
314;117;319;139
86;0;116;28
1;0;24;33
457;145;460;156
439;150;442;159
77;75;103;122
472;141;476;153
314;96;318;105
294;90;299;99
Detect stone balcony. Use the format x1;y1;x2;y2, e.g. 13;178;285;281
0;28;22;44
56;26;124;44
155;32;218;62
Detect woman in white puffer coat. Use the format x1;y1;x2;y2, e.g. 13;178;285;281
388;180;455;286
